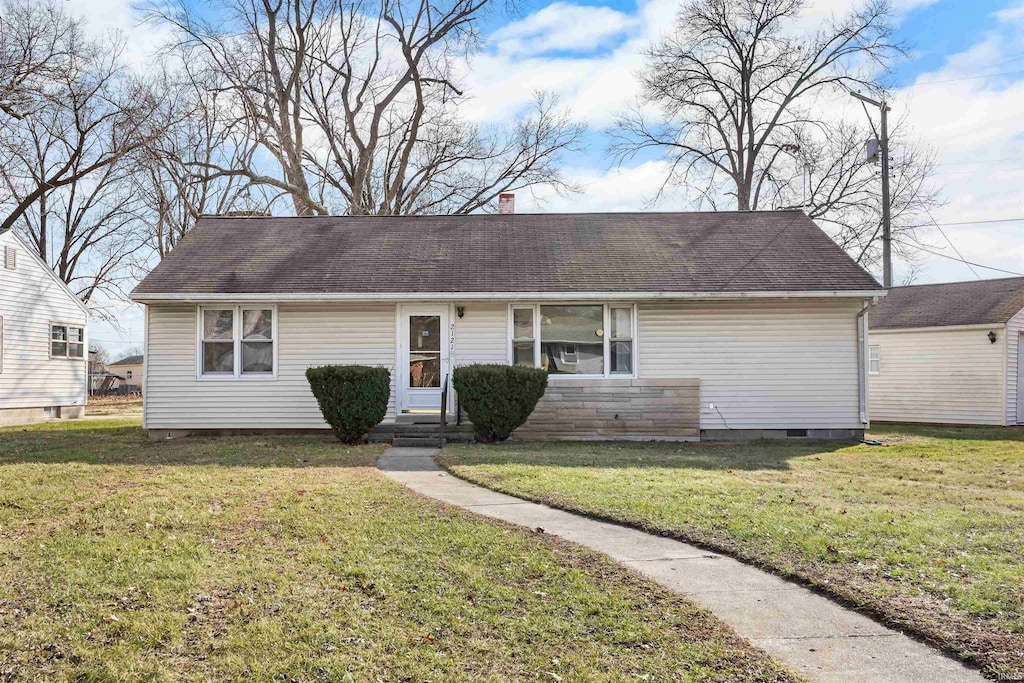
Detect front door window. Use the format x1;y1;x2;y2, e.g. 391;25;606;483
409;315;441;388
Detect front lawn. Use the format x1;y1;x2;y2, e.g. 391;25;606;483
440;425;1024;679
0;419;796;682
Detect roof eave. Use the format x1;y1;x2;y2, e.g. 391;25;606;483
131;289;886;303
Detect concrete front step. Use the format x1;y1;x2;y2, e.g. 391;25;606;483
392;436;444;447
369;421;475;444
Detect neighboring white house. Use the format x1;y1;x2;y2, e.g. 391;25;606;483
108;355;144;391
869;277;1024;426
0;228;90;426
131;210;885;441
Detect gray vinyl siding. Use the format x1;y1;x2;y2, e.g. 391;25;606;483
869;326;1007;425
638;299;864;429
1006;307;1024;425
144;303;395;429
453;303;506;366
0;232;88;410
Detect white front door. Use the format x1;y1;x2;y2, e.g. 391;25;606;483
398;306;450;412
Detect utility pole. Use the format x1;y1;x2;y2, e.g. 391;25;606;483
850;91;892;288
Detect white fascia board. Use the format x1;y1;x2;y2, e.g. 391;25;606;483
132;289;886;303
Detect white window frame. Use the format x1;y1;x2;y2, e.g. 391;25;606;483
49;322;86;360
869;345;881;375
507;303;637;379
196;305;278;379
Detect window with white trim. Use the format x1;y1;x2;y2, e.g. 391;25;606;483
609;306;633;374
510;304;636;377
199;306;275;377
869;345;881;374
51;323;84;359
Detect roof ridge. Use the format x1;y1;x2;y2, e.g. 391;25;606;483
196;209;807;221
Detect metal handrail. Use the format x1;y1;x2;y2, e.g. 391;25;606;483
439;373;449;444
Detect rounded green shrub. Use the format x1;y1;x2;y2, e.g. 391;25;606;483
453;364;548;443
305;365;390;443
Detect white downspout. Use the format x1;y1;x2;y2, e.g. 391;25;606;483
856;300;871;426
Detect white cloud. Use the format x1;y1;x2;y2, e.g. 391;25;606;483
64;0;171;65
461;0;677;126
491;2;638;57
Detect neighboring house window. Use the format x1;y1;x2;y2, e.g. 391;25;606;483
199;306;276;377
869;345;881;374
126;370;133;379
509;304;636;378
51;324;84;359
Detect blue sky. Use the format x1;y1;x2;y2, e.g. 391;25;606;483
81;0;1024;359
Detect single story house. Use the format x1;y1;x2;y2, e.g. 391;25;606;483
130;210;885;441
108;355;144;391
869;277;1024;426
0;228;89;426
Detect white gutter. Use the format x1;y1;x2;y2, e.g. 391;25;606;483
131;289;887;303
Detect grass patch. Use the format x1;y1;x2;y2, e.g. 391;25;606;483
440;424;1024;679
0;419;796;681
85;396;143;416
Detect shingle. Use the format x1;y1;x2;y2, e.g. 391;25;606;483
131;210;881;296
869;278;1024;329
109;355;144;366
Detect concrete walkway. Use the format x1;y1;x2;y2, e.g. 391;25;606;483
378;447;984;683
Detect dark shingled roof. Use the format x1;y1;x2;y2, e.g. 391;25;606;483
869;277;1024;330
109;355;144;366
132;211;881;296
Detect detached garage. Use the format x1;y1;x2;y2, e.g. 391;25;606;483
869;277;1024;426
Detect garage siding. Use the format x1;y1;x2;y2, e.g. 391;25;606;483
1007;309;1024;425
869;327;1006;425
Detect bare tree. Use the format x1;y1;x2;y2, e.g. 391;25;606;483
611;0;938;267
0;0;75;120
139;66;276;257
145;0;584;217
0;0;176;308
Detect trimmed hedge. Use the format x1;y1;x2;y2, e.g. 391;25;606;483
305;365;390;443
453;364;548;442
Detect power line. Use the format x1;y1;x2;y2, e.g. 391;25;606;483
905;68;1024;87
930;217;1024;227
909;244;1024;277
924;208;980;279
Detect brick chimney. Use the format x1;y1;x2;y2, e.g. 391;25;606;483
498;193;515;215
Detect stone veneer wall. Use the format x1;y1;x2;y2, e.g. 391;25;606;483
515;378;700;441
